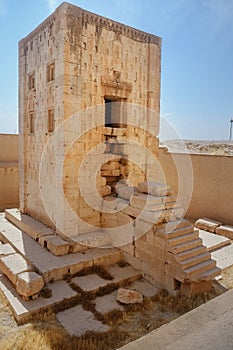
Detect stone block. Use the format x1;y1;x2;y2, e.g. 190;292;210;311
117;186;135;200
101;169;121;177
130;193;164;211
116;288;143;304
101;161;120;171
180;281;212;298
39;235;70;256
16;271;44;298
0;244;16;257
0;253;33;285
98;185;111;197
216;225;233;239
195;218;222;233
138;181;171;196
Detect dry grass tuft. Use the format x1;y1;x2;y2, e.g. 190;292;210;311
74;265;114;280
40;287;52;299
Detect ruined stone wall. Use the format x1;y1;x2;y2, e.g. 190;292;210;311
19;3;161;234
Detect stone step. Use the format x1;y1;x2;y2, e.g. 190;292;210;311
5;209;71;256
71;230;111;252
156;219;191;232
192;266;222;282
167;231;199;248
0;220;122;283
184;259;217;280
157;225;194;240
72;265;141;294
179;252;211;270
176;245;207;261
169;238;203;254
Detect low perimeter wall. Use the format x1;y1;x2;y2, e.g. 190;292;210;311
158;147;233;226
0;134;19;211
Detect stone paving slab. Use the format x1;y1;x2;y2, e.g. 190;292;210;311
0;275;77;323
57;304;110;337
211;244;233;270
72;274;108;293
72;265;141;293
129;279;159;297
94;290;125;314
199;230;231;252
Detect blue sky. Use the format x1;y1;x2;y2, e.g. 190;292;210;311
0;0;233;139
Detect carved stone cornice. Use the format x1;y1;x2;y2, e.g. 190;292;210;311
19;2;161;48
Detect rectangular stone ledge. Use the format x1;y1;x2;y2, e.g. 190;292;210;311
216;225;233;239
0;244;16;257
138;181;172;197
195;218;223;233
38;235;70;256
0;253;33;286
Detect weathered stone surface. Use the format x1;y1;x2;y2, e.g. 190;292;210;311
199;230;231;252
138;181;171;196
0;253;33;285
117;186;135;200
95;290;125;314
180;280;212;298
0;243;15;257
216;225;233;239
38;235;69;253
195;218;222;233
130;193;163;211
57;305;110;336
0;277;77;323
116;288;143;304
16;271;44;297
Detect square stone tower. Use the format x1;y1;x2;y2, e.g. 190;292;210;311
18;2;161;236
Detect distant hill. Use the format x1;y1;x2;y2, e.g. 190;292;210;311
160;140;233;156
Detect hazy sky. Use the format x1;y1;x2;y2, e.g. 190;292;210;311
0;0;233;139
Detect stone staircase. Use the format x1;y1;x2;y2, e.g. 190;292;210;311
156;220;220;284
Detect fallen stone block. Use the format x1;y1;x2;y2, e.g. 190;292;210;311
216;225;233;239
0;244;16;257
16;271;44;298
0;253;33;285
116;288;143;304
138;181;171;197
195;218;222;233
117;186;135;200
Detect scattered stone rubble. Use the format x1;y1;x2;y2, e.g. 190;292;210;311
195;218;233;239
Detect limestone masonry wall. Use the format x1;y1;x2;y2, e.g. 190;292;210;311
0;134;19;211
158;148;233;225
18;2;161;232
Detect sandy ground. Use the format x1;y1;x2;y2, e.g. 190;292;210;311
160;140;233;156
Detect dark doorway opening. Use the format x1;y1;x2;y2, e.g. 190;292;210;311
105;98;112;127
104;97;127;128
